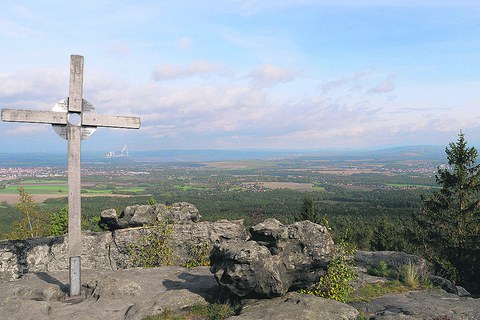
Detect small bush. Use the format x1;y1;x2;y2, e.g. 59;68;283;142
399;260;419;289
182;242;211;268
367;260;398;279
301;242;357;302
128;221;174;267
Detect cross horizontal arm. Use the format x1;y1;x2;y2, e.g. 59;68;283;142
82;113;141;129
1;109;67;125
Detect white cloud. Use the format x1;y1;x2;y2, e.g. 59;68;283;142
320;70;373;94
3;124;49;136
151;60;229;81
0;68;67;105
1;60;478;150
248;64;297;88
368;76;395;94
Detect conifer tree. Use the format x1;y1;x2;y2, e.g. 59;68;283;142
418;133;480;292
297;196;319;222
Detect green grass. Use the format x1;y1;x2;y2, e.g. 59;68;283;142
19;179;66;184
142;303;237;320
347;280;409;302
1;185;145;195
0;185;68;194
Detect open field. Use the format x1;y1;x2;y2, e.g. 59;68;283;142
0;193;145;205
258;182;320;191
0;179;147;204
0;185;68;194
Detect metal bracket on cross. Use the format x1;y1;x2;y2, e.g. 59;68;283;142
1;55;141;297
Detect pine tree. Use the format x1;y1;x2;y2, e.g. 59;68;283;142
297;196;319;222
418;133;480;292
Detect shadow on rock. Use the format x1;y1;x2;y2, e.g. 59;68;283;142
35;272;68;293
163;272;220;301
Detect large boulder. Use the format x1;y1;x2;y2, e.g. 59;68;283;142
100;202;201;230
209;218;334;298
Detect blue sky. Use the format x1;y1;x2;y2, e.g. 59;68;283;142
1;1;480;153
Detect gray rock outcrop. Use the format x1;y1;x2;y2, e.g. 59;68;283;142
210;218;334;298
230;292;359;320
0;267;216;320
350;289;480;320
100;202;201;230
354;250;429;276
0;266;361;320
0;202;247;282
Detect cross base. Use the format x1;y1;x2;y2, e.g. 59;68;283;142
69;256;81;297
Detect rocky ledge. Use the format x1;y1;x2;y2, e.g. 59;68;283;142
0;266;478;320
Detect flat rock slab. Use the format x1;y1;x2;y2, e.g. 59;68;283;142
0;266;217;320
350;290;480;320
231;292;359;320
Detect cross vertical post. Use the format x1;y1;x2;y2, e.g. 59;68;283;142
67;125;82;295
1;55;141;298
67;56;83;297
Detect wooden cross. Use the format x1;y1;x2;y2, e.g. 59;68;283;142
1;55;141;297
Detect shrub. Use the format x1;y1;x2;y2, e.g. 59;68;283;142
301;242;357;302
367;260;399;279
128;221;174;267
182;242;211;268
399;260;419;289
49;207;68;236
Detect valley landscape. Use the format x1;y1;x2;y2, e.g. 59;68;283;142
0;146;443;242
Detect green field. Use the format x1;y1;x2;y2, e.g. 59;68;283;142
19;179;66;184
0;185;68;194
1;183;146;195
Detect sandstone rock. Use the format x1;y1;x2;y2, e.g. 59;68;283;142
170;219;248;266
0;267;217;320
100;202;202;231
166;202;201;223
456;286;471;297
110;219;247;269
0;219;247;281
210;219;334;298
350;289;480;320
428;275;458;294
0;232;113;282
355;250;429;276
231;292;359;320
210;240;285;297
